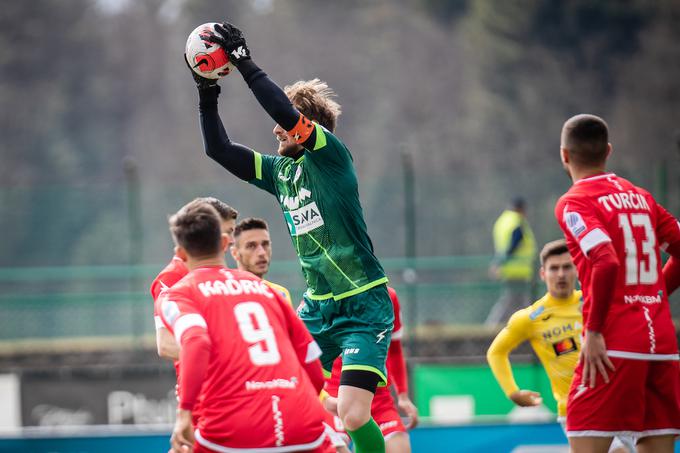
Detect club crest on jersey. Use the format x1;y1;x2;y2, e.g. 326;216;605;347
284;202;324;236
552;337;578;356
529;305;545;320
564;209;586;238
161;300;180;325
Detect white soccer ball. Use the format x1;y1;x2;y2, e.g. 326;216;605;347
185;23;234;79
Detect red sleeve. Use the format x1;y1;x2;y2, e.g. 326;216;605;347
302;357;325;394
664;257;680;296
586;242;620;332
386;288;408;393
277;292;324;392
388;287;403;340
655;203;680;258
178;327;211;410
654;202;680;295
158;286;210;410
556;196;612;257
387;340;408;394
150;259;187;301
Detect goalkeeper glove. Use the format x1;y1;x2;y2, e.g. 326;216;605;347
207;22;251;66
184;53;218;90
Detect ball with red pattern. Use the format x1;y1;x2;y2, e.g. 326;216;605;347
185;23;234;79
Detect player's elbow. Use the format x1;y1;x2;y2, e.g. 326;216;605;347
157;342;173;359
156;329;180;360
486;345;502;364
204;143;221;161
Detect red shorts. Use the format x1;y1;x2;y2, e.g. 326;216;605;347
372;389;407;439
194;433;333;453
566;357;680;437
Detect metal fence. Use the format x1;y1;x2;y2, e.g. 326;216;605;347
0;256;502;341
1;257;678;348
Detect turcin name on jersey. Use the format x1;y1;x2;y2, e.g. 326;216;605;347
198;277;274;298
597;191;651;213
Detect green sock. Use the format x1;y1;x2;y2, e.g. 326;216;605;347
347;417;385;453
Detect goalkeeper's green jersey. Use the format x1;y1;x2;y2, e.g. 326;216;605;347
249;124;387;300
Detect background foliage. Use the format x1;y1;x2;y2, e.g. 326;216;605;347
1;0;679;268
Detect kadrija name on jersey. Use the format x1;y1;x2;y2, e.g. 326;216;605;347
284;202;325;236
198;278;275;298
597;192;650;212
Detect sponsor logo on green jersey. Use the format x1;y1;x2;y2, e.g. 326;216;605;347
284;201;324;236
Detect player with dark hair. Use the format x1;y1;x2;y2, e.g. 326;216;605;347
556;114;680;453
158;202;332;452
152;197;238;357
230;217;292;305
487;239;634;452
188;22;393;453
150;197;237;425
488;239;582;418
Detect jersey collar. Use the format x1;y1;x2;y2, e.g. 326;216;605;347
574;172;616;185
544;290;580;306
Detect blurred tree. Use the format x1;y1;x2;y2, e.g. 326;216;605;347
0;0;678;267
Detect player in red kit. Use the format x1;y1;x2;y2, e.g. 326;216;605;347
323;287;419;453
151;197;238;357
158;202;332;452
555;114;680;453
150;197;237;425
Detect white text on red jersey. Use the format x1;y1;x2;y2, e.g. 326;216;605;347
198;278;275;298
597;191;650;212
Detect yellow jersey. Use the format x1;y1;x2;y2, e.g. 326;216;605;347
487;290;582;417
264;280;293;307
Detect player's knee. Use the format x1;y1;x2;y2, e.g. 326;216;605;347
338;399;371;432
340;411;370;432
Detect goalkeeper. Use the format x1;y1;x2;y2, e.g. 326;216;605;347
187;22;394;453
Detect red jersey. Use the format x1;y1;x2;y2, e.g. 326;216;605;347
555;173;680;358
150;255;190;403
150;255;188;326
326;287;407;395
159;266;327;451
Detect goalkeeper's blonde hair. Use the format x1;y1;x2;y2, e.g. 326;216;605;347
284;79;342;132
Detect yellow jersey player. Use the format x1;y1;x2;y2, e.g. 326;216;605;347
486;239;634;452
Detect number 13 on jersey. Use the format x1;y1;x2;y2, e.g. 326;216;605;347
619;213;658;285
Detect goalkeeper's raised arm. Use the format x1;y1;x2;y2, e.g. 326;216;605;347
188;21;392;453
206;23;319;150
191;21;321;181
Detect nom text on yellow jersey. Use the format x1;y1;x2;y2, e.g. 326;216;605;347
487;290;582;417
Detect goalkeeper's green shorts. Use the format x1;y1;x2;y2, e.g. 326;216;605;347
298;284;394;385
